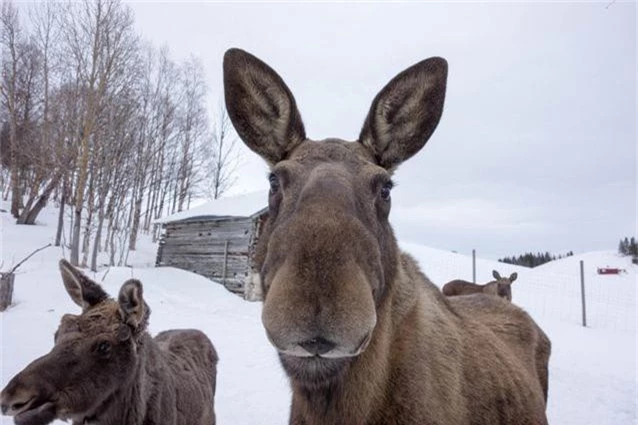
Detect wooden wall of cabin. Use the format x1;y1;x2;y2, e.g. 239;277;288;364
244;212;268;301
156;217;255;295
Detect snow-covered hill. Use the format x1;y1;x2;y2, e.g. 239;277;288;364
1;203;635;424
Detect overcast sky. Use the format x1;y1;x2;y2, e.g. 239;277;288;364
128;1;635;260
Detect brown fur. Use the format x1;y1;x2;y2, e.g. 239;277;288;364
223;48;550;425
0;260;218;425
443;270;518;301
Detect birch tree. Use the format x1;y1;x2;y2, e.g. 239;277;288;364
0;1;23;217
209;102;239;199
60;0;138;266
0;0;241;267
16;3;61;225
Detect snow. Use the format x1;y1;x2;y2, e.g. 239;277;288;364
1;202;636;425
154;191;268;224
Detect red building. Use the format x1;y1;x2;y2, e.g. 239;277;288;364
597;267;623;275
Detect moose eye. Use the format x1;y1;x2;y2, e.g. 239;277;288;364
380;181;393;201
268;173;280;194
96;341;111;356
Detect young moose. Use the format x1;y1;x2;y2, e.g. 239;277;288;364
443;270;518;301
0;259;218;425
224;48;550;425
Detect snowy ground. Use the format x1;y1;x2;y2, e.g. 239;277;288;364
1;202;636;424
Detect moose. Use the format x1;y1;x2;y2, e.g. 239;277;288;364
443;270;518;301
224;48;550;425
0;259;218;425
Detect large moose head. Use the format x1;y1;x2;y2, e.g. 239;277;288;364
224;48;446;388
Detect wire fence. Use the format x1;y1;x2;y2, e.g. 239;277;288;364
413;246;637;334
515;266;636;333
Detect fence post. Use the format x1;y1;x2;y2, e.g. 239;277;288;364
0;272;15;311
472;249;476;283
222;240;229;285
580;260;587;327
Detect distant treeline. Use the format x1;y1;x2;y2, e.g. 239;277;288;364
618;237;638;264
498;251;574;268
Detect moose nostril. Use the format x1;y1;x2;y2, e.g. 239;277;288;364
0;396;33;415
299;337;336;356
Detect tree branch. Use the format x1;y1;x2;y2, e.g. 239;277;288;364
8;243;52;273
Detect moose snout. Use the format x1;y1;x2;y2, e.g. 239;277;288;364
262;255;379;359
0;387;35;416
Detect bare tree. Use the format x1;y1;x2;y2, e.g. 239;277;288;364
0;1;240;268
10;40;46;224
209;102;239;199
60;0;138;266
15;3;62;225
0;1;23;217
90;85;138;270
50;83;82;246
143;47;178;232
128;44;159;251
174;56;210;212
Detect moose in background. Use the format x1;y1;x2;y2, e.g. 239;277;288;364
443;270;518;301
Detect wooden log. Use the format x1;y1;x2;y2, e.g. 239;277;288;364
160;254;249;268
163;231;251;240
158;268;249;279
158;251;249;261
165;225;252;235
165;219;254;235
0;272;15;311
164;237;250;247
159;258;250;277
160;242;250;255
166;216;254;228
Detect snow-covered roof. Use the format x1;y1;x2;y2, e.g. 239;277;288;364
155;191;269;224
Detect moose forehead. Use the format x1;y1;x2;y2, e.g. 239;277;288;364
289;139;374;162
278;139;387;182
56;301;122;340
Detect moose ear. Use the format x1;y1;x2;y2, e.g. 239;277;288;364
59;259;108;310
359;57;447;170
492;270;501;280
118;279;149;331
223;48;306;166
509;272;518;283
